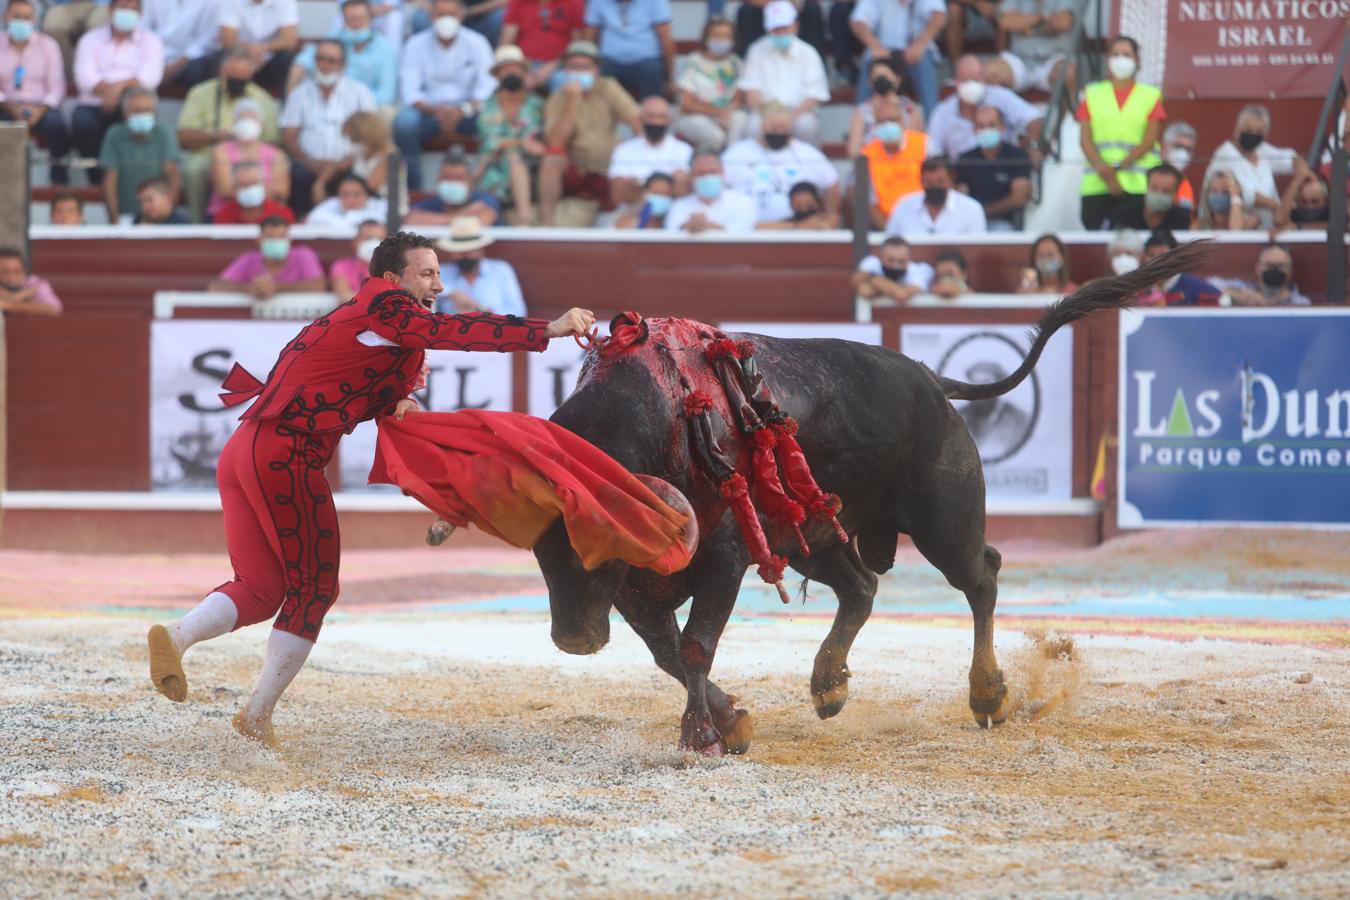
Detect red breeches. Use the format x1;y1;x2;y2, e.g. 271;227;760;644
214;419;342;641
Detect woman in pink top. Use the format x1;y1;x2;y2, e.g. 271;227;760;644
330;219;386;298
209;99;289;218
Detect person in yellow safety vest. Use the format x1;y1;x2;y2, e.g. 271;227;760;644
1075;35;1166;230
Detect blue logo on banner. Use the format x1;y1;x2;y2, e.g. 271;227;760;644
1120;310;1350;527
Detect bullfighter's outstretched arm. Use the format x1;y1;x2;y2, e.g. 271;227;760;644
365;289;552;353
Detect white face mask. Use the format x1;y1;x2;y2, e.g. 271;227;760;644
1111;253;1140;276
233;117;262;142
1107;55;1137;80
434;15;461;41
956;79;985;106
357;238;380;262
314;69;341;88
1165;147;1192;170
236;183;266;208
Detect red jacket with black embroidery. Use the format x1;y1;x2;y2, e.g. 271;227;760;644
218;278;551;434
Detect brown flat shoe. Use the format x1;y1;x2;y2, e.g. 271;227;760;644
232;711;279;749
147;624;187;702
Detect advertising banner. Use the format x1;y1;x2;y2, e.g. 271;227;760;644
901;324;1075;502
1118;309;1350;528
150;321;513;491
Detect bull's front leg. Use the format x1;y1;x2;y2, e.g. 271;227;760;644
678;577;741;756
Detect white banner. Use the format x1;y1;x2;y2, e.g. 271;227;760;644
150;321;514;492
900;324;1074;501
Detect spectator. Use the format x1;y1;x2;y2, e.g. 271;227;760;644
500;0;586;91
292;0;397;107
1274;160;1330;232
339;110;398;199
133;175;189;223
736;0;828;62
330;218;385;297
886;156;986;236
98;87;180;222
846;53;924;157
929;249;970;298
1077;35;1162;231
0;246;61;316
345;0;405;48
1106;163;1191;232
49;190;85;224
615;172;673;229
539;40;640;226
858;95;928;228
436;216;528;315
476;45;544;224
1016;233;1076;294
306;173;387;228
208;99;288;220
396;0;494;193
927;54;1043;162
850;235;934;303
609;96;692;208
1203;104;1297;230
217;0;299;95
143;0;220;89
40;0;109;71
1;0;71;183
755;181;836;230
281;39;376;217
990;0;1076;99
1211;242;1310;307
210;215;326;298
1318;102;1350;201
213;160;296;224
664;150;757;234
1105;228;1142;275
723;104;837;225
178;49;279;223
584;0;674;101
740;1;829;145
849;0;944;112
71;0;164;181
1138;229;1222;306
1161;121;1197;209
405;154;501;226
955;104;1031;231
1195;168;1255;230
674;17;746;153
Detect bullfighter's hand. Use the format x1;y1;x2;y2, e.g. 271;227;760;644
545;307;596;338
392;398;420;420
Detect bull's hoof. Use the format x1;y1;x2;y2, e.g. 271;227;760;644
680;713;726;757
970;679;1010;729
717;709;755;755
812;683;849;720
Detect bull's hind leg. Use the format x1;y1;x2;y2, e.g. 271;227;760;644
791;539;878;719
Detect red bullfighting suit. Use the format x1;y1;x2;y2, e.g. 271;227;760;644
212;277;550;640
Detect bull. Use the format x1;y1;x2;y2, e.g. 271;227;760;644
533;244;1206;755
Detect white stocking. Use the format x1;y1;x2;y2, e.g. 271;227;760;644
168;591;238;656
241;629;314;723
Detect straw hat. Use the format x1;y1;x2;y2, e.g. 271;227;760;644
491;44;527;74
438;216;495;253
563;39;600;62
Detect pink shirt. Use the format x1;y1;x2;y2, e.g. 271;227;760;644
329;257;368;296
221;246;325;285
0;32;65;108
73;26;164;106
7;275;63;313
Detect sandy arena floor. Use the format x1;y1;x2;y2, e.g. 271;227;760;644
1;531;1348;897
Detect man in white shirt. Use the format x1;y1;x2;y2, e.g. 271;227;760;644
722;105;839;224
739;0;829;146
435;217;529;317
608;96;693;207
70;0;164;177
280;39;376;216
886;156;987;236
851;236;935;303
926;54;1043;162
665;151;758;235
142;0;219;89
395;0;495;190
217;0;300;94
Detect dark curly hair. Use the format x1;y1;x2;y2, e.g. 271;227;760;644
369;230;435;279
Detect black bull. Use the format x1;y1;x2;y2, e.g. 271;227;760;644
533;243;1208;756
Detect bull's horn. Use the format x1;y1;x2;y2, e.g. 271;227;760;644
633;474;699;557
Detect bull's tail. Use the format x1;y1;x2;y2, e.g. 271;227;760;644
937;240;1212;402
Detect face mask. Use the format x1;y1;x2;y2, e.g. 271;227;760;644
956;80;985;106
233;117;262;142
438;180;470;205
1111;253;1139;276
357;238;380;262
881;265;907;282
646;193;672;217
643;123;668;143
1107;55;1137;80
1144;190;1174;213
260;238;290;261
225;76;249;98
1165;147;1192;169
1207;191;1232;214
791;206;819;222
127;112;155;134
236;183;266;208
923;186;948;207
344;27;372;43
111;8;140;32
770;33;794;51
764;132;790;150
7;19;34;42
694;174;723;200
871;76;896;95
314;69;341;87
499;73;525;92
875;122;903;145
434;15;461;41
569;71;595;90
1259;267;1288;288
706;38;733;56
1036;258;1063;276
1291;203;1329;224
1238;131;1264;152
455;257;480;274
975;128;1001;150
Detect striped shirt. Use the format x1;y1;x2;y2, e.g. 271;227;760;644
280;76;375;162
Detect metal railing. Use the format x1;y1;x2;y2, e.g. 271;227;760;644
1306;26;1350;305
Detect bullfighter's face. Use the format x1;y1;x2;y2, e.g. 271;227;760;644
398;247;445;309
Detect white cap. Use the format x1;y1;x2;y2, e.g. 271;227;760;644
763;0;797;31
